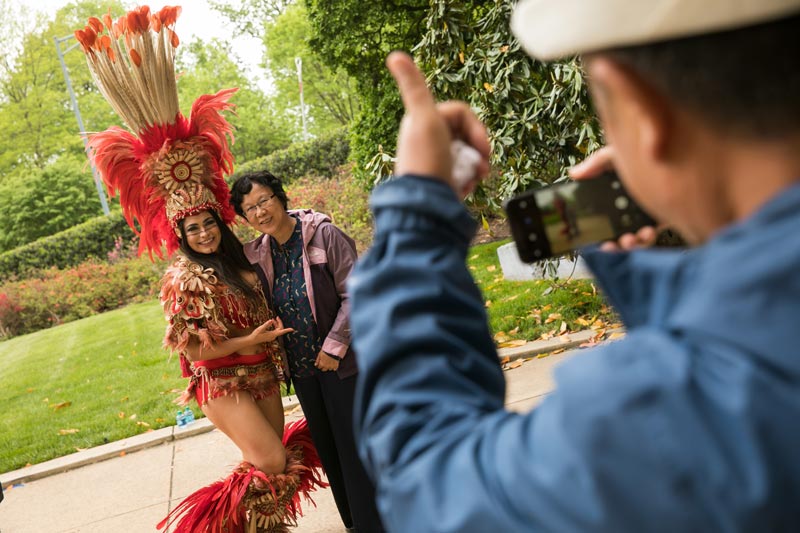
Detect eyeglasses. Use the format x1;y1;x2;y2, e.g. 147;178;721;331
243;194;276;218
184;217;218;237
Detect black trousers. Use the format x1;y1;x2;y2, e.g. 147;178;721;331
293;371;385;532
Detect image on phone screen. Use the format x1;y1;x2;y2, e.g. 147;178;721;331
504;172;655;263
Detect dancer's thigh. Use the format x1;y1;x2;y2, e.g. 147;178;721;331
202;394;285;473
257;392;285;440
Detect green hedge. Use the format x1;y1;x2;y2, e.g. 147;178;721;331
231;127;350;184
0;213;136;282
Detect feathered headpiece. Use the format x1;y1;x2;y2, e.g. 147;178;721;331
75;5;237;258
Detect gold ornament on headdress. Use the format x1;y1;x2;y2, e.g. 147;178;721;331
75;6;238;257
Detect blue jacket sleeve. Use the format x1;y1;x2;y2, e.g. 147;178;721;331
348;177;741;532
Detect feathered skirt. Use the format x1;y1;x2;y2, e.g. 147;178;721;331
179;351;281;407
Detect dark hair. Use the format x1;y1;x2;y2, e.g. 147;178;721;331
230;171;289;217
177;209;259;301
598;14;800;138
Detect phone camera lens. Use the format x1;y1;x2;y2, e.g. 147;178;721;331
614;196;629;210
524;216;533;225
528;233;538;242
519;201;528;209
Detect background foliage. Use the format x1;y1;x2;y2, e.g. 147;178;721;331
230;127;350;183
417;0;601;205
305;0;430;186
0;213;135;282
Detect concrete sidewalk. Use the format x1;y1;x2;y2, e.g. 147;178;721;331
0;330;612;533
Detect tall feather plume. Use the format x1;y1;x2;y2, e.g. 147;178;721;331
75;6;238;258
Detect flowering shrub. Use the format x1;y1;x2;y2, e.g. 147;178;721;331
286;165;373;252
0;255;165;339
107;235;141;264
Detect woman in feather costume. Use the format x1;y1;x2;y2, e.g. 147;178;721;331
74;6;326;532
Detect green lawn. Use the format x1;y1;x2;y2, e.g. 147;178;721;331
0;240;613;474
472;240;616;342
0;300;186;473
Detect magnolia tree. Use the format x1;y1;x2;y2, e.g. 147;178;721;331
413;0;602;208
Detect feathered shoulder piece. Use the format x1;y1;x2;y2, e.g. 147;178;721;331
160;256;229;358
75;6;238;258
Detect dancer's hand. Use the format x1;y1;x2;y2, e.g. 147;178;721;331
569;146;659;251
315;350;340;372
387;51;491;198
251;317;293;343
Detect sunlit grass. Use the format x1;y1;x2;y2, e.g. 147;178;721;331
0;300;187;473
468;240;616;342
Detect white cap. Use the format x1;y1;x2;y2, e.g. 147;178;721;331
511;0;800;60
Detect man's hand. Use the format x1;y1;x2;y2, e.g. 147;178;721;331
387;51;491;197
315;350;340;372
569;146;659;251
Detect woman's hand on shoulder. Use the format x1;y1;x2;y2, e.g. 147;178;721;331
249;316;294;344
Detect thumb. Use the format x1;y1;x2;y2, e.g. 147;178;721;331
386;51;435;115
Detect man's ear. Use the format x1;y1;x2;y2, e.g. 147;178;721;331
587;56;673;162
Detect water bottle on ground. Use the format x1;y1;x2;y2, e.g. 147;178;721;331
183;406;195;425
176;409;186;427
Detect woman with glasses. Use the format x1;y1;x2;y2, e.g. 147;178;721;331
158;207;325;531
163;207;292;466
231;171;385;533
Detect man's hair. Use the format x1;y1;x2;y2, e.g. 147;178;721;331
229;171;290;217
599;14;799;138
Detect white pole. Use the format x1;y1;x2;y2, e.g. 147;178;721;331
55;35;110;216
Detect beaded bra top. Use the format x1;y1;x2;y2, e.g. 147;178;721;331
160;256;274;376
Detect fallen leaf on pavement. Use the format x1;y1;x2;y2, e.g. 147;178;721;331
608;332;626;340
497;339;528;349
505;360;524;370
499;356;510;365
536;352;550;359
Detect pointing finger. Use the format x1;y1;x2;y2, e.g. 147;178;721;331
386;51;435;115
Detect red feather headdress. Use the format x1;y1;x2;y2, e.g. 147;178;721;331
75;6;237;258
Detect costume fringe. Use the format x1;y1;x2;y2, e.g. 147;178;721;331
157;418;327;533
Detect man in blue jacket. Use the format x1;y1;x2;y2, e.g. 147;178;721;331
348;0;800;531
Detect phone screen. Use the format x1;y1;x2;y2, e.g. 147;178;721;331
504;172;655;262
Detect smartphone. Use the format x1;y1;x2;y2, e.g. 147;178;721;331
503;171;656;263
